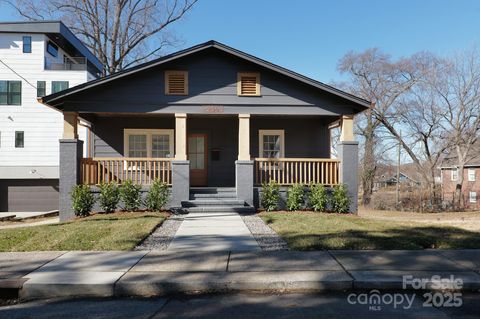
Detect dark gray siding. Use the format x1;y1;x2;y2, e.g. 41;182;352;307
91;115;330;187
65;48;357;115
92;116;175;157
0;179;59;212
251;116;331;158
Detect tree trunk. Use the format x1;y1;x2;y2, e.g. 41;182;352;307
361;112;376;206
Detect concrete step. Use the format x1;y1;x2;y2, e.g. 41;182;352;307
182;200;245;207
190;187;236;194
186;206;256;214
190;193;237;199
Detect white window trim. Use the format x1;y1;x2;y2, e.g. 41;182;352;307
469;191;477;203
468;169;476;182
124;129;174;158
451;168;458;181
259;129;285;159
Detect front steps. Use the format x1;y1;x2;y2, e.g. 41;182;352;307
183;187;255;213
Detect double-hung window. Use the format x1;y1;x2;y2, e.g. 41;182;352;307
37;81;46;97
259;130;284;159
52;81;69;94
470;191;477;203
124;129;174;158
468;169;476;182
0;81;22;105
451;168;458;181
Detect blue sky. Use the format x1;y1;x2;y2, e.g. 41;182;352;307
1;0;479;83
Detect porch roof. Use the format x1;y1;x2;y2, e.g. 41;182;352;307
40;40;370;113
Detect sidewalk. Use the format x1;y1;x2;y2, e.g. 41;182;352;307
1;250;480;300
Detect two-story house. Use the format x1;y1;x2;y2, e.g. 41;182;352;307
0;21;102;212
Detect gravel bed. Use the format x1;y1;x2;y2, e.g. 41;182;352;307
135;214;184;250
241;214;289;251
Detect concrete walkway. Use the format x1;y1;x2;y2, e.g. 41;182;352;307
167;212;260;251
2;249;480;300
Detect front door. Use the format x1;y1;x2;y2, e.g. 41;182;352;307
188;133;208;186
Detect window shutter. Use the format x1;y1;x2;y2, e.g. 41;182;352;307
238;73;260;96
165;71;188;95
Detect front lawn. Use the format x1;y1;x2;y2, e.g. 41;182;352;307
260;211;480;250
0;211;167;251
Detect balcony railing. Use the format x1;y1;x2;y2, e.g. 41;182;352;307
80;157;172;185
254;158;340;186
45;57;87;71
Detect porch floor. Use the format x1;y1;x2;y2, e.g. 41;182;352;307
167;212;260;251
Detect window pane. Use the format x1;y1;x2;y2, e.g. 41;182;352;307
15;131;24;148
262;134;280;158
23;36;32;53
188;137;197;153
9;93;21;105
128;134;147;157
189;154;197;169
152;134;170;158
47;42;58;57
196;137;204;153
0;93;6;105
37;81;46;97
52;81;69;94
196;153;204;169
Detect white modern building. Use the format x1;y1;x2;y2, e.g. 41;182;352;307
0;21;102;211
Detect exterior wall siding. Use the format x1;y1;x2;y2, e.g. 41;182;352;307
441;167;480;209
64;49;357;115
91;115;330;187
0;33;91;175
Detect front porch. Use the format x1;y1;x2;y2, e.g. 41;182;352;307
58;112;356;220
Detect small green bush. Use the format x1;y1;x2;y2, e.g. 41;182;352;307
145;179;170;211
309;184;329;212
98;182;120;213
261;180;280;211
71;184;95;217
331;184;351;213
119;180;142;211
286;184;305;211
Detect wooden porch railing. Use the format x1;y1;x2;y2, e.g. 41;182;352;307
254;158;340;186
80;157;172;185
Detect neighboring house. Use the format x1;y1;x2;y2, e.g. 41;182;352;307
0;21;102;212
440;152;480;209
373;164;421;190
40;40;370;221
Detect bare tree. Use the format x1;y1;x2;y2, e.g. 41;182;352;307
6;0;198;74
337;49;424;205
430;49;480;208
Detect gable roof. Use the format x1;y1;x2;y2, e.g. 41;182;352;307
40;40;370;110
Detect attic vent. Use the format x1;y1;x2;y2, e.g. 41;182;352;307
238;72;260;96
165;71;188;95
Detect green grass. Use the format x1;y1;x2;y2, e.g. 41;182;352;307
260;211;480;250
0;212;167;251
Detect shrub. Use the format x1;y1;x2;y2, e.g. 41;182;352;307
309;183;329;212
286;183;305;211
331;184;351;213
261;180;280;211
119;180;142;211
145;179;170;211
98;182;120;213
71;184;95;217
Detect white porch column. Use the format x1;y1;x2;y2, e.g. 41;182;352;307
238;114;250;160
63;112;79;139
171;113;189;208
236;114;253;207
175;113;187;160
340;115;354;142
338;114;358;213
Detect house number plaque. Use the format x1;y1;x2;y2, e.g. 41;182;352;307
202;105;224;113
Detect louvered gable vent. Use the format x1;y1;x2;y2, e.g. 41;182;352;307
165;71;188;95
237;72;260;96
